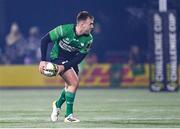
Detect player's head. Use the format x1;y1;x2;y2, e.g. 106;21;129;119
76;11;94;34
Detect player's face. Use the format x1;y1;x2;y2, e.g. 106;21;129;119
81;18;94;34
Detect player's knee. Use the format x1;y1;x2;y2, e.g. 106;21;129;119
70;79;79;88
74;80;79;88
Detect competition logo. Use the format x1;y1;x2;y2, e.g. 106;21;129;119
150;12;164;91
149;10;179;92
166;12;178;91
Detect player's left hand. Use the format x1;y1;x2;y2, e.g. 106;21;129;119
56;65;65;75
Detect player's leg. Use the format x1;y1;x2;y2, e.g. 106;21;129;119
55;83;68;108
51;83;67;122
50;59;68;122
53;66;77;109
61;68;80;122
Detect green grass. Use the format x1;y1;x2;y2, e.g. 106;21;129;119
0;88;180;128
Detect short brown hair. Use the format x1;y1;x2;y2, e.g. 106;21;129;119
76;11;94;23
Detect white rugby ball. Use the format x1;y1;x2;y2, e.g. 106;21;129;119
42;62;58;77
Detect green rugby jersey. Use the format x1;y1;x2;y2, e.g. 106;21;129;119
49;24;93;60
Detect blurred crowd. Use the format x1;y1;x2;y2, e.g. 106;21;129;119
1;0;179;65
0;22;41;65
0;22;147;65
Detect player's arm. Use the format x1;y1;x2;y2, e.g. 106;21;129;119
39;26;63;72
63;52;87;71
59;40;93;72
40;33;52;61
39;33;52;73
40;25;68;74
41;25;64;61
55;52;87;75
41;25;65;61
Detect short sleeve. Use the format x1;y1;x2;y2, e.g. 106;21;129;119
49;25;65;42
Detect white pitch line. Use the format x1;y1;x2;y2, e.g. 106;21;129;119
0;109;47;111
93;117;180;121
1;128;178;129
0;117;49;121
125;109;180;112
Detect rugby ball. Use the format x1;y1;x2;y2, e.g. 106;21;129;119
42;62;58;77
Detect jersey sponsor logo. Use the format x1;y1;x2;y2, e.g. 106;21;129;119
59;40;78;52
62;60;68;64
80;43;84;47
62;39;70;44
73;39;79;42
65;38;70;41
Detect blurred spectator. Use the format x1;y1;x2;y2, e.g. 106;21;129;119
0;47;3;64
24;26;41;64
0;47;8;64
6;22;22;46
85;53;98;65
128;45;146;79
79;53;98;74
128;45;143;65
105;51;128;63
5;22;27;64
94;23;101;35
0;36;3;64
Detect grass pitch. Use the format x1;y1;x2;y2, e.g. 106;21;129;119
0;88;180;128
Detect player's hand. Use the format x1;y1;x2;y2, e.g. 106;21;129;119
39;61;47;74
56;65;65;75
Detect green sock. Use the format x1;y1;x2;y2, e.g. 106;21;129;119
65;91;75;117
56;88;66;108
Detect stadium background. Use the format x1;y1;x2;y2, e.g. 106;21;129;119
0;0;180;128
0;0;179;88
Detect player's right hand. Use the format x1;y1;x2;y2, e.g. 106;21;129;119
56;65;65;75
39;61;47;74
